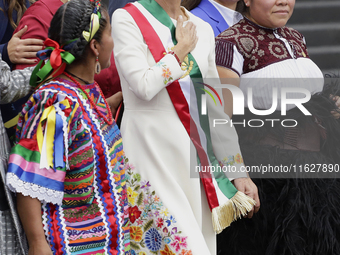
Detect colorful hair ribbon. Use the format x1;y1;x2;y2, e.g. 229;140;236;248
30;38;75;87
83;0;102;42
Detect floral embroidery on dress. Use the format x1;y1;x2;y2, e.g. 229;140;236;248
221;153;244;166
125;158;193;255
162;65;173;85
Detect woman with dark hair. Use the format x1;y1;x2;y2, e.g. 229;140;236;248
215;0;340;254
6;0;129;254
181;0;242;37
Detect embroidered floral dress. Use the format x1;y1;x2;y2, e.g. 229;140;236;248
112;2;250;255
6;78;129;255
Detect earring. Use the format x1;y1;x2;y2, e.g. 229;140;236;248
95;56;101;74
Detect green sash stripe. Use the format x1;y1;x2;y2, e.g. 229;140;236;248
138;0;237;198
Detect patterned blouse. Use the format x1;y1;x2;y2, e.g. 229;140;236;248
6;78;129;255
214;18;323;111
215;17;310;76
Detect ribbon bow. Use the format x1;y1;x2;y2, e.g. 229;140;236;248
30;38;76;87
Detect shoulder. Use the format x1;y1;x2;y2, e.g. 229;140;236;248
112;6;137;28
216;19;263;56
187;10;214;37
283;26;305;43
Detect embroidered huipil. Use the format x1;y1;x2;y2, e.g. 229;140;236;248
215;18;324;111
6;78;129;255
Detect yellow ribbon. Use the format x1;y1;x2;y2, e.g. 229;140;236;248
36;99;70;169
4;115;19;129
82;13;100;42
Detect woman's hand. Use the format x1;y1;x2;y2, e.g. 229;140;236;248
7;25;43;65
28;240;53;255
232;177;260;218
106;91;123;118
173;15;198;62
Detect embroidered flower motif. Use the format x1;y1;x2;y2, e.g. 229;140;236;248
268;42;288;59
141;180;151;190
180;250;193;255
160;245;176;255
161;208;169;216
130;226;143;242
222;155;235;166
129;206;141;224
171;235;188;252
171;227;178;235
235;153;244;164
243;24;256;33
258;49;265;57
166;215;176;227
248;56;259;70
145;228;162;252
132;173;141;182
157;218;164;228
156;61;165;67
127;187;138;205
164;237;171;244
257;35;264;41
162;67;172;80
126;159;192;254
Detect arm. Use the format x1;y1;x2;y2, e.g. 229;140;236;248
17;194;52;255
6;25;43;66
217;66;240;119
112;9;196;101
13;11;50;70
206;30;260;216
0;55;33;103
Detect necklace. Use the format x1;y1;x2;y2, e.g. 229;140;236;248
64;72;113;125
65;70;91;85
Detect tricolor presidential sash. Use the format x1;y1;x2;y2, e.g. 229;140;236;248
124;0;255;234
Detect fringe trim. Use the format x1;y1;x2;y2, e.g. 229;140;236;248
212;191;256;234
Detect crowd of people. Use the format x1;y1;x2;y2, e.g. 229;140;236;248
0;0;339;254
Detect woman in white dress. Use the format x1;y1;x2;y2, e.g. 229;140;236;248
112;0;259;254
215;0;340;254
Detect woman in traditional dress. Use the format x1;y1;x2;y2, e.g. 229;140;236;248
6;0;129;254
215;0;340;254
112;0;259;254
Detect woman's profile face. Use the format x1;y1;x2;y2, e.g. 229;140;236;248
245;0;295;28
98;11;114;69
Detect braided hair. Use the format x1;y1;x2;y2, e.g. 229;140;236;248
48;0;108;63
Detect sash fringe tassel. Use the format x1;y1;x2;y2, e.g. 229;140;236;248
212;191;256;234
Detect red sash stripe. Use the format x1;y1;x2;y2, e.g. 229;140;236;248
123;3;219;210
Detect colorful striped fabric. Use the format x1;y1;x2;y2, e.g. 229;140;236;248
7;78;130;254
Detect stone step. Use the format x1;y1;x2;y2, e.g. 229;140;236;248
289;22;340;47
308;46;340;70
289;1;340;24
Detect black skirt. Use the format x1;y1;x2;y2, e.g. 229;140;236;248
218;83;340;255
